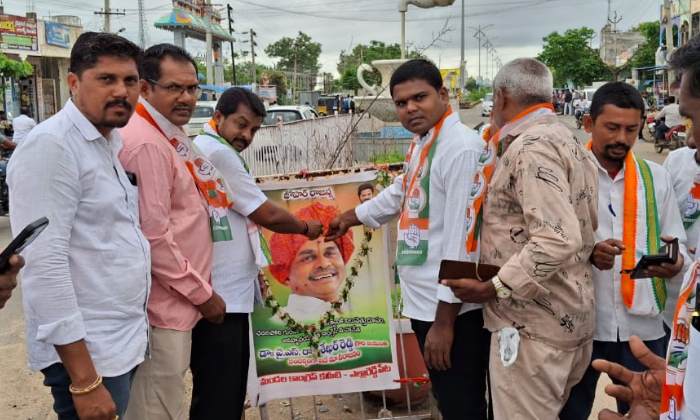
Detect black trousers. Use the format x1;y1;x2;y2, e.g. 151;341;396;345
411;309;492;420
190;313;250;420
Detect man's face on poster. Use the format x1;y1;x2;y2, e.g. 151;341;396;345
285;238;346;302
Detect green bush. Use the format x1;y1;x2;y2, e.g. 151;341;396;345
372;150;404;164
468;87;492;102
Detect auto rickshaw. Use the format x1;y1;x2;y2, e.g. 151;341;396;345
317;96;336;116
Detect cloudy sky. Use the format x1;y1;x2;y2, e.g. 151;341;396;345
7;0;660;78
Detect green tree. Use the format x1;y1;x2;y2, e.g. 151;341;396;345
265;32;321;74
0;54;32;80
629;21;661;69
537;27;608;87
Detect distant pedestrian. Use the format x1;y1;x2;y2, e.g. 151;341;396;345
564;88;573;115
350;95;356;113
12;106;36;146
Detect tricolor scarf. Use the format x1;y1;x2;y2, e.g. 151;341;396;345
683;171;700;229
396;106;451;266
135;102;234;242
661;261;698;419
198;119;273;268
587;142;667;316
466;103;554;252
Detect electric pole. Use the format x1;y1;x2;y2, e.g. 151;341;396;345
459;0;465;98
227;4;237;85
250;29;257;86
94;1;125;34
204;0;214;85
471;24;492;82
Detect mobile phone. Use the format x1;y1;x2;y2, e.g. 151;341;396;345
620;238;679;279
0;217;49;272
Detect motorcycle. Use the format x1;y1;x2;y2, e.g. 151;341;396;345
647;116;656;139
655;124;686;153
575;108;589;130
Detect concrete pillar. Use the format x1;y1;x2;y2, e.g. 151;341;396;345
173;29;186;50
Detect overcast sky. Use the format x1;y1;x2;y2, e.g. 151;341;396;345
8;0;660;79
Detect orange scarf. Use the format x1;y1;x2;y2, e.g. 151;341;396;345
135;102;234;241
466;126;498;252
586;142;666;313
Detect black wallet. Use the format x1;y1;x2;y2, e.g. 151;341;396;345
438;259;501;283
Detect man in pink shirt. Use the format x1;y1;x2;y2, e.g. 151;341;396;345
118;43;226;420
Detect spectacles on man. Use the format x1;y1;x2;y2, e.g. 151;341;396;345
147;79;202;99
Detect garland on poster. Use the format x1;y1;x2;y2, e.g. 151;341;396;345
247;169;400;405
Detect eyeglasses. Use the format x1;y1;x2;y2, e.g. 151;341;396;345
147;79;202;99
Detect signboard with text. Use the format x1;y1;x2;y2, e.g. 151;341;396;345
0;14;37;51
45;21;70;49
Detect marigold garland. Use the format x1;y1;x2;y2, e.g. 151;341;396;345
263;226;374;358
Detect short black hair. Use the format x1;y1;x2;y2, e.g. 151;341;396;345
19;106;29;116
69;32;142;77
216;87;266;118
389;59;442;97
589;82;644;121
357;183;374;197
140;43;198;82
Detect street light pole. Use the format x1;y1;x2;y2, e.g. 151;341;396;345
459;0;465;95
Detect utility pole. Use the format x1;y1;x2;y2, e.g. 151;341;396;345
459;0;465;98
250;29;257;86
227;4;237;85
204;0;214;85
94;1;125;34
471;24;491;82
483;39;493;81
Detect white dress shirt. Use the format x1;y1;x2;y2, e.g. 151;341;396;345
356;111;485;322
7;99;152;376
663;147;700;252
11;114;36;145
591;152;689;342
193;132;267;313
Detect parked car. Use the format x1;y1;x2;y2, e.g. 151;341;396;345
184;100;218;137
263;105;320;126
481;93;493;117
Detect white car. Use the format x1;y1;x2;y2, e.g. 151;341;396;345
481;93;493;117
263;105;320;126
184;101;218;137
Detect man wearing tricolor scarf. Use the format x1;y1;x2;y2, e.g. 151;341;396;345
191;87;323;420
443;58;599;419
327;59;490;420
583;35;700;420
562;82;691;420
118;44;227;420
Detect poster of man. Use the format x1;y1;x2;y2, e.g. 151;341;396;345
247;171;399;404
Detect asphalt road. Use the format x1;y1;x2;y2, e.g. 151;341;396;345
0;106;668;419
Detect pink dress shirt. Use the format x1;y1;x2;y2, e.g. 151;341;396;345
118;99;213;331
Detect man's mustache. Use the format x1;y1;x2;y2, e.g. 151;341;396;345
604;143;630;153
105;100;132;111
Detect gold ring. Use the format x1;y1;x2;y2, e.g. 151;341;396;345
113;416;119;420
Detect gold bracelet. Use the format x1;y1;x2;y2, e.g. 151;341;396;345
68;375;103;395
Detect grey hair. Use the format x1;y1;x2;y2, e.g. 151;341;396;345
493;58;553;106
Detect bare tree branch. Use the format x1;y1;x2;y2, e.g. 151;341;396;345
415;18;455;54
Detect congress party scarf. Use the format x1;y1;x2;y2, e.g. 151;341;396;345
661;261;698;419
135;102;234;242
466;103;554;253
198;119;273;267
587;142;667;316
466;125;498;253
683;174;700;230
396;106;450;266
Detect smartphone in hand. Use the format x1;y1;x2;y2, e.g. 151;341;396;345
0;217;49;273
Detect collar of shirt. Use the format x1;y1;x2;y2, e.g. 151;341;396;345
589;149;628;181
500;112;557;155
138;97;186;140
64;98;118;143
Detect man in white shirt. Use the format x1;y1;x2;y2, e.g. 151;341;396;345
561;82;690;420
11;106;36;145
327;59;489;420
190;87;323;420
576;34;700;420
7;32;151;420
656;97;683;141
